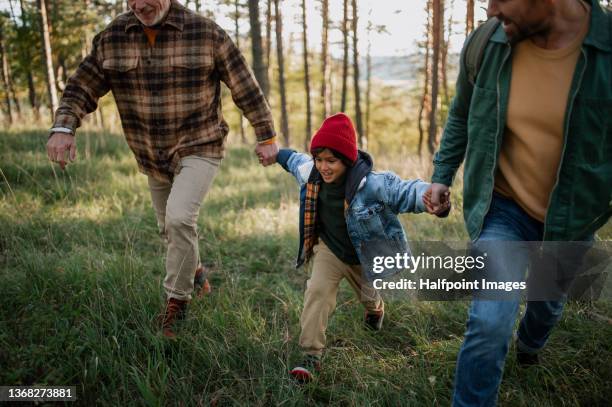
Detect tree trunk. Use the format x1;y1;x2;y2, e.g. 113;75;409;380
0;24;13;124
38;0;59;118
274;0;290;146
365;15;372;142
466;0;474;36
17;0;40;121
328;57;335;114
7;61;20;117
320;0;329;120
427;0;442;155
56;54;66;92
340;0;349;112
265;0;272;71
417;0;432;157
248;0;269;98
234;0;246;143
351;0;364;147
97;104;105;129
27;73;40;121
442;0;450;107
301;0;312;151
0;25;20;118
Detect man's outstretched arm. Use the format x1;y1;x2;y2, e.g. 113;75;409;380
429;38;474;209
214;24;278;166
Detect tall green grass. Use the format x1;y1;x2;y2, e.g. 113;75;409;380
0;130;610;406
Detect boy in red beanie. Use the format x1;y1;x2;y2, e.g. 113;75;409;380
275;113;450;382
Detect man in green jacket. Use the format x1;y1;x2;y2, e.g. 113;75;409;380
428;0;611;405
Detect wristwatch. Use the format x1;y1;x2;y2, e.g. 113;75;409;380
49;127;73;135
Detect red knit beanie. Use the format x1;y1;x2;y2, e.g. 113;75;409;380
310;113;358;163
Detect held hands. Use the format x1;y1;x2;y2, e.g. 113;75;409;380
423;183;451;217
47;132;77;170
255;140;279;167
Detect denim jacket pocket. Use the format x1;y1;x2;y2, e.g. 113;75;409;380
352;203;386;238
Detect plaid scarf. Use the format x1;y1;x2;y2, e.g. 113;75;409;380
302;181;321;263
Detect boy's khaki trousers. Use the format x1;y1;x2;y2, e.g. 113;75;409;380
299;241;384;357
147;156;220;301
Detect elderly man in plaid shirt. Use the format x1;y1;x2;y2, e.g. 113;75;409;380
46;0;278;338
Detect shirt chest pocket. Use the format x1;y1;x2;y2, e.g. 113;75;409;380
171;54;214;91
570;98;612;163
102;57;140;91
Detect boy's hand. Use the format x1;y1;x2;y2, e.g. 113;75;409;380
423;186;451;217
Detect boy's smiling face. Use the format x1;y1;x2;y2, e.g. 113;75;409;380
314;149;348;184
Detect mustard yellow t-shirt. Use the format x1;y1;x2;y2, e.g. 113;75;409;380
494;22;589;222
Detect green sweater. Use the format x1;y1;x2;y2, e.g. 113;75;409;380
317;177;360;265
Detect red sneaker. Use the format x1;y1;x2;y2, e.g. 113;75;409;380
289;355;321;383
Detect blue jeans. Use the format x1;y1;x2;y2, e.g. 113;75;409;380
452;195;567;407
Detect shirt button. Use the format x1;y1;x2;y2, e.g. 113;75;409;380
146;59;152;65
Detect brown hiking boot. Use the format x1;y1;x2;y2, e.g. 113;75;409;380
159;297;188;338
194;265;211;297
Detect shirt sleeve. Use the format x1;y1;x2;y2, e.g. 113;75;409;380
431;37;473;186
213;24;276;143
383;173;429;214
277;149;313;186
52;32;110;134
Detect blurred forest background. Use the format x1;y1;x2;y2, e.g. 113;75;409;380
1;2;612;404
0;0;499;157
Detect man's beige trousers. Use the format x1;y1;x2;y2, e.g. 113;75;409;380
147;156;220;301
299;241;384;357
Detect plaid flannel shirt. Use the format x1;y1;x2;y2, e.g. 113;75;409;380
53;0;275;181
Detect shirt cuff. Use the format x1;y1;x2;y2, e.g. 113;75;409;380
253;123;276;143
431;165;455;186
52;113;79;134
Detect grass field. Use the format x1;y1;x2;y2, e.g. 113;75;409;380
1;129;611;406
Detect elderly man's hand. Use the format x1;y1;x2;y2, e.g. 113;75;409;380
47;132;77;170
255;140;279;167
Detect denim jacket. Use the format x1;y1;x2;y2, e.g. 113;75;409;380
277;149;429;272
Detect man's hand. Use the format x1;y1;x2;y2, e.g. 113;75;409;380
47;132;77;170
255;140;279;167
424;183;451;216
